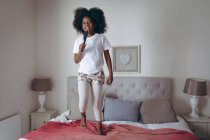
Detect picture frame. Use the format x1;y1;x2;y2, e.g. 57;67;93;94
112;45;140;73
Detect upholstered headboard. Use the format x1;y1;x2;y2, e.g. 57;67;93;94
67;76;172;120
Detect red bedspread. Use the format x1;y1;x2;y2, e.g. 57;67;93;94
21;120;198;140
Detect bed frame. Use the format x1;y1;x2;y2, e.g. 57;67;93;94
67;76;172;120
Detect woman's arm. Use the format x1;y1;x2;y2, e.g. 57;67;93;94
74;52;83;64
104;50;113;85
74;43;86;64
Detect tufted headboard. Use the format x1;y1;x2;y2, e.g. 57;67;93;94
67;76;172;120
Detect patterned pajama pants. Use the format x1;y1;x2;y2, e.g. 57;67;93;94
77;71;104;121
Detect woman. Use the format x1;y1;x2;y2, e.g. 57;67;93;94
72;7;113;135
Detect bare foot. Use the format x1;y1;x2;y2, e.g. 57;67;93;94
96;121;105;135
80;113;87;127
97;129;105;135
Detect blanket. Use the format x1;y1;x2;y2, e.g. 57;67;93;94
20;120;198;140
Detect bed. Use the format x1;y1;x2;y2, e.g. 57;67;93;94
19;76;199;140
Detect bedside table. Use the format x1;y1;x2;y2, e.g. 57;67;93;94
31;110;58;130
182;115;210;140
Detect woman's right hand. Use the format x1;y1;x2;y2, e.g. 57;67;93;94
79;43;86;52
74;43;86;64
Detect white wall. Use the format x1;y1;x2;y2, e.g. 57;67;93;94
0;0;209;135
0;0;37;135
37;0;210;116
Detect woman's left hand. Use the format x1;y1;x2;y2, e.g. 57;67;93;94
106;75;113;85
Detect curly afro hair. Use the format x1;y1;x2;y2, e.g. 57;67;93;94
72;7;107;34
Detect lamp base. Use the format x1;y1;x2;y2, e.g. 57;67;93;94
189;112;199;118
37;108;46;112
37;93;46;112
189;95;199;118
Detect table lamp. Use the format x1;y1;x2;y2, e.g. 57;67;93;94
183;78;207;118
31;78;52;112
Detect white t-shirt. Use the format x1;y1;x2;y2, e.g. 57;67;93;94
73;33;111;74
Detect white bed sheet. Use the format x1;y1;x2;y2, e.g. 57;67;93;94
103;116;191;133
51;110;192;133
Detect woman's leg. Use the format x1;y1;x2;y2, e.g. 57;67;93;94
96;121;103;135
91;83;104;134
80;112;86;127
78;80;90;127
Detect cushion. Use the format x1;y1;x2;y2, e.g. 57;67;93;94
140;97;177;124
103;97;141;122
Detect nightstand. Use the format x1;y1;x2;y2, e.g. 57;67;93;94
30;110;58;130
182;115;210;140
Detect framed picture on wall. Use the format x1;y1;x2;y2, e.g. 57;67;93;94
112;45;141;73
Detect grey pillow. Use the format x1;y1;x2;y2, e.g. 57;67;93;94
140;97;177;124
103;97;141;122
